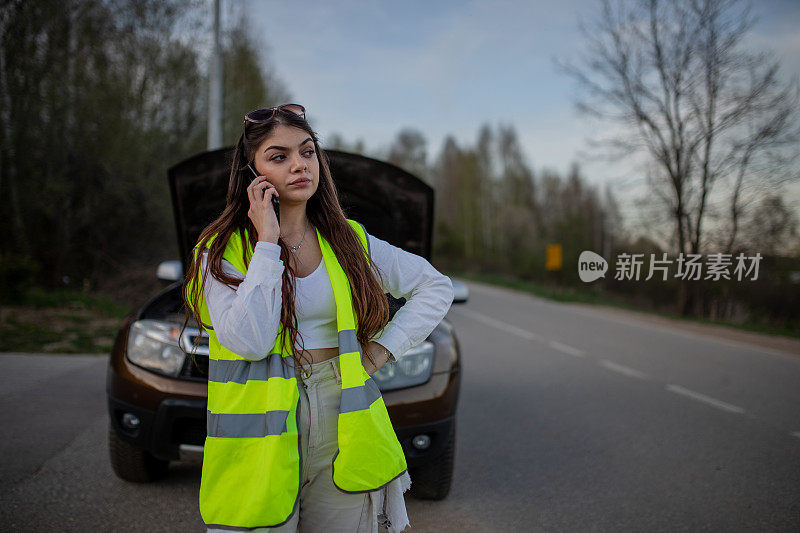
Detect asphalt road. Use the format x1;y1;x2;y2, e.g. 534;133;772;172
1;280;799;532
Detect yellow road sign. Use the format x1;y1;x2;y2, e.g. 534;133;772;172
546;244;562;271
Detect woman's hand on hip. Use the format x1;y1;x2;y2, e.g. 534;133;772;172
362;341;392;376
247;175;280;243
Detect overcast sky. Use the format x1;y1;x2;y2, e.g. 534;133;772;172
239;0;800;225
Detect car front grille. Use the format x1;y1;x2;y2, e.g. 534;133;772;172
171;416;206;445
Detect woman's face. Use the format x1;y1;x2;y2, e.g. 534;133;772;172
252;124;320;205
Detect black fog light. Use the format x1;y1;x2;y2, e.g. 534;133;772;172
121;412;141;430
412;434;431;450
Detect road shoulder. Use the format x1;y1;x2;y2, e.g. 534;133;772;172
563;302;800;359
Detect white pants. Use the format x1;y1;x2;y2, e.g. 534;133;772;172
281;356;379;532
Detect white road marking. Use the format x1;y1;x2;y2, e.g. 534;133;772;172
459;279;800;361
665;384;745;414
791;432;800;440
453;308;541;341
600;359;648;379
548;341;586;357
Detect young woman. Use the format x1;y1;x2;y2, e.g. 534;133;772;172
183;104;453;532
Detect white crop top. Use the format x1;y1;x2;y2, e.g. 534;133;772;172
199;230;454;361
294;258;338;349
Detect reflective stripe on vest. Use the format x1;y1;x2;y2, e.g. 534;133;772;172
206;411;289;438
207;353;295;383
340;377;382;413
190;219;407;529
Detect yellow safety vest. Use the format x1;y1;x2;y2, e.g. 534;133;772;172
187;219;407;530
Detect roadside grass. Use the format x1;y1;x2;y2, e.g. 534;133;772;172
20;288;131;316
458;272;800;340
2;273;797;353
0;288;130;354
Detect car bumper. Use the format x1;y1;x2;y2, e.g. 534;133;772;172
395;416;455;468
108;347;460;465
108;393;458;466
108;395;206;461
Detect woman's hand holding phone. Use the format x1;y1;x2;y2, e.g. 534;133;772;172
247;172;280;244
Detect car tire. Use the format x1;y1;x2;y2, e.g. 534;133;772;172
409;420;455;500
108;423;169;482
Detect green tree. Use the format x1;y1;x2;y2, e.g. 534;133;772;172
743;195;799;257
325;133;366;155
386;128;429;182
494;125;539;275
221;14;291;146
0;0;289;296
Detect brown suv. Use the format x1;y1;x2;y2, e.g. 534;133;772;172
106;148;466;500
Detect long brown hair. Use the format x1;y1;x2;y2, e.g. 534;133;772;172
180;108;389;374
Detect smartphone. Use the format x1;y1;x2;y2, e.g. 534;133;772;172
247;164;280;219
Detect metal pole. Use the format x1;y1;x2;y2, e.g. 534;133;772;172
207;0;223;150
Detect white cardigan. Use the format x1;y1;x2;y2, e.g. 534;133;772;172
200;233;454;361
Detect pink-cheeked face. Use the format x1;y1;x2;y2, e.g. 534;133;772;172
252;124;320;206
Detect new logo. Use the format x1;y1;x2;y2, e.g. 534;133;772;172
578;251;608;282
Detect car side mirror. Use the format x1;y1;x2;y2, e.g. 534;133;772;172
452;280;469;304
157;260;183;283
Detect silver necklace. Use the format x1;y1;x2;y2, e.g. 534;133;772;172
282;221;309;253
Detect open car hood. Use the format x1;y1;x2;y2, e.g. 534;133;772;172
168;148;434;272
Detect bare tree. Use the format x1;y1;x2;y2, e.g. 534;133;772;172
561;0;800;312
603;184;625;257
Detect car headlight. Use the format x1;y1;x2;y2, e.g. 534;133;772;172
127;319;190;377
372;341;434;391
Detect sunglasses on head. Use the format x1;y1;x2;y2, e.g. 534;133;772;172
243;104;306;124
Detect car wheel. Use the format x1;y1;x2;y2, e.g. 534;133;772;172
108;423;169;482
409;420;455;500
